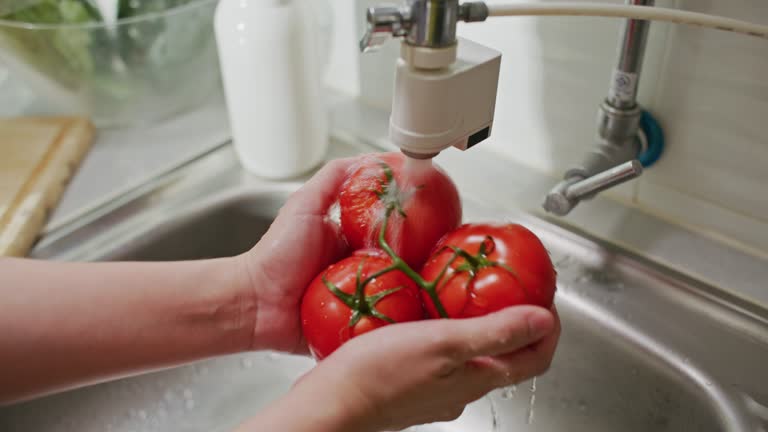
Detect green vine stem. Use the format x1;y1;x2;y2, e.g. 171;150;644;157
361;206;453;318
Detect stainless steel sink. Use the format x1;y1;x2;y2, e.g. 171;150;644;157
2;143;767;432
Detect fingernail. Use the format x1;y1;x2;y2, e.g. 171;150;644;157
527;310;554;339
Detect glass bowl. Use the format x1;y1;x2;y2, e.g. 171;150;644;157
0;0;221;128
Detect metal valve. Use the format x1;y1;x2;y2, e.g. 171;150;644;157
359;5;411;52
359;1;489;53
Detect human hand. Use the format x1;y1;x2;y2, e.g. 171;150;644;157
286;305;560;432
237;158;355;353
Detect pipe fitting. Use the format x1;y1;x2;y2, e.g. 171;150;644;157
597;100;642;143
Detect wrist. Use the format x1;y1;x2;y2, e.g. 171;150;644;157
206;256;258;354
234;252;304;353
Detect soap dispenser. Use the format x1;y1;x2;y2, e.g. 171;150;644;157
215;0;330;179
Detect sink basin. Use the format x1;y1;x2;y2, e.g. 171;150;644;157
2;145;767;432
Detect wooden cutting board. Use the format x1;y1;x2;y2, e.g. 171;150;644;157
0;117;95;257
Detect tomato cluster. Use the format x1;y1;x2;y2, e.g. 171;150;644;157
300;153;557;360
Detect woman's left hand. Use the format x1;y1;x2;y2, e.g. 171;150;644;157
239;158;355;353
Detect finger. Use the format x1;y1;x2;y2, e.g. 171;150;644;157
474;327;560;387
465;307;561;388
283;157;358;216
436;306;556;360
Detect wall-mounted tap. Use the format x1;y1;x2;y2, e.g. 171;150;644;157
542;0;662;216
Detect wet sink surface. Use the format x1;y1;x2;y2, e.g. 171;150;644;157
2;152;767;431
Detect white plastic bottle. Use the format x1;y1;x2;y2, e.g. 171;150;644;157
215;0;329;179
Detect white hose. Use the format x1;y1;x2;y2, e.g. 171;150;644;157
486;3;768;40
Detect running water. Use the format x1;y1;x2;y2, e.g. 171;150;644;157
489;395;499;431
527;377;538;425
401;155;434;184
526;377;536;424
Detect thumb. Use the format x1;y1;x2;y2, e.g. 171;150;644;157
445;306;555;360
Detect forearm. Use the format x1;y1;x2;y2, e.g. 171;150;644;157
0;256;255;404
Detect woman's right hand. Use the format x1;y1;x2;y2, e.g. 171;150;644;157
280;305;560;432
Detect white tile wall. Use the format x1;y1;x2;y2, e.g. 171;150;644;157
325;0;768;255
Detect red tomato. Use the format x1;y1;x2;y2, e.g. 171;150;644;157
301;249;425;360
420;224;556;318
339;152;461;269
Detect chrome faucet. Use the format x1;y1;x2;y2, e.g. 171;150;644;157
542;0;660;216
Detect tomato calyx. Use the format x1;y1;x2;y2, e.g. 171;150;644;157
437;236;524;299
323;260;404;327
373;162;408;218
449;236;518;278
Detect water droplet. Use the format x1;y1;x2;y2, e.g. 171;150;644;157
501;385;517;399
183;388;193;399
683;357;690;364
530;376;537;392
138;410;148;420
185;399;195;410
163;390;175;402
578;400;588;412
241;357;253;369
267;352;280;361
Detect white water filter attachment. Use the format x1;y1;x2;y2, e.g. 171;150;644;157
215;0;329;179
390;38;502;158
